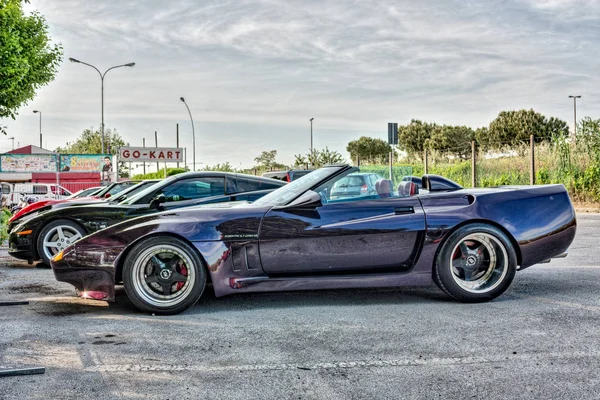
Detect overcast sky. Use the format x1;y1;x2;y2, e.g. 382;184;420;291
2;0;599;170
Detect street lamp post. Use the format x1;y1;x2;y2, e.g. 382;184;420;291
310;117;314;154
33;110;42;147
180;97;196;172
8;136;15;151
69;58;135;154
568;95;582;145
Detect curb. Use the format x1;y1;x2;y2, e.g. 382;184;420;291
574;208;600;213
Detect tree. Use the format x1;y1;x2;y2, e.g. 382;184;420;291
253;150;279;170
428;125;475;159
346;136;392;164
55;127;127;154
0;0;63;135
200;162;234;172
296;147;344;168
55;127;129;177
396;120;437;157
293;154;307;168
485;109;568;149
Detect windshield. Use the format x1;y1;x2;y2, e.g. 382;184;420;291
108;180;159;203
119;175;180;205
253;166;347;207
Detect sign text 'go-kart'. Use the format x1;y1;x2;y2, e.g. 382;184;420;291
119;147;184;163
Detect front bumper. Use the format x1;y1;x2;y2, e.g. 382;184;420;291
50;245;125;302
8;232;36;262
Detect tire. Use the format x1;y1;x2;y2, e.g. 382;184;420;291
123;236;206;315
37;219;87;266
433;223;517;302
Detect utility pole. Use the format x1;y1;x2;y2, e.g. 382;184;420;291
155;131;159;171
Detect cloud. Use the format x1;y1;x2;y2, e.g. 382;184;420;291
3;0;599;167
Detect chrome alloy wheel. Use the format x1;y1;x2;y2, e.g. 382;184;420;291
42;225;83;261
449;232;509;294
132;244;196;308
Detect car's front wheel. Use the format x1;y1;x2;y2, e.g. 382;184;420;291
37;219;87;266
123;236;206;315
433;223;517;302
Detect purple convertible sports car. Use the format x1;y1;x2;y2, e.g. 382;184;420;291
51;164;576;314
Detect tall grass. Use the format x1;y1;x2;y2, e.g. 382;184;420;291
361;140;600;202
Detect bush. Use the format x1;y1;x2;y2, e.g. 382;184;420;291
132;168;187;180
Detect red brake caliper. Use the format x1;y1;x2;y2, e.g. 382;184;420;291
175;263;187;292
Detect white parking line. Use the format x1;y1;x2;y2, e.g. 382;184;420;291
86;350;600;373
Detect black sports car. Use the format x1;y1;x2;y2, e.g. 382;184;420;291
9;172;285;265
50;164;575;315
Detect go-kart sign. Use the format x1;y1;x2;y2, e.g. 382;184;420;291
119;147;183;163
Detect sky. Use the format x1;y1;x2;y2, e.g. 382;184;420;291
2;0;599;172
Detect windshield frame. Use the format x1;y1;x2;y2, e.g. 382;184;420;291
252;165;353;207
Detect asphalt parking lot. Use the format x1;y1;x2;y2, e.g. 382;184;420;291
0;213;599;400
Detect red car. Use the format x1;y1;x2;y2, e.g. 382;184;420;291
9;180;145;225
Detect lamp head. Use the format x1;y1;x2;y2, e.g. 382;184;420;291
33;110;40;113
124;62;135;67
310;117;314;121
69;57;80;63
180;97;186;102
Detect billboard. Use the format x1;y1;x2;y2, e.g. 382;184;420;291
59;154;111;172
0;154;59;173
118;147;183;163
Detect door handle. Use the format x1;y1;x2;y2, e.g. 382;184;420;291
394;206;414;215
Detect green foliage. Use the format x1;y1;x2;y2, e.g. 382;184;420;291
396;120;476;160
298;147;344;168
0;207;10;243
293;154;307;167
484;109;568;150
0;0;63;135
55;127;127;154
577;117;600;163
346;136;392;164
55;127;129;177
253;150;279;170
359;164;413;185
199;162;234;172
397;120;437;156
132;168;186;180
429;125;474;159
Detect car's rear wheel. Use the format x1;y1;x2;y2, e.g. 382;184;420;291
434;223;517;302
123;236;206;315
37;219;87;266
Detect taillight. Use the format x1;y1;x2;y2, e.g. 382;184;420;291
286;173;291;182
360;184;368;194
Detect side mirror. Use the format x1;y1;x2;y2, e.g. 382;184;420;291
149;194;166;209
276;190;323;210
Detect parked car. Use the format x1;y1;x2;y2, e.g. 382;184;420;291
67;187;103;199
10;172;285;265
49;164;576;314
4;183;73;206
262;169;313;182
329;172;384;199
8;180;153;227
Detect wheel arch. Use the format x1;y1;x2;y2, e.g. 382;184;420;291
114;232;212;286
33;217;89;260
431;218;522;273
